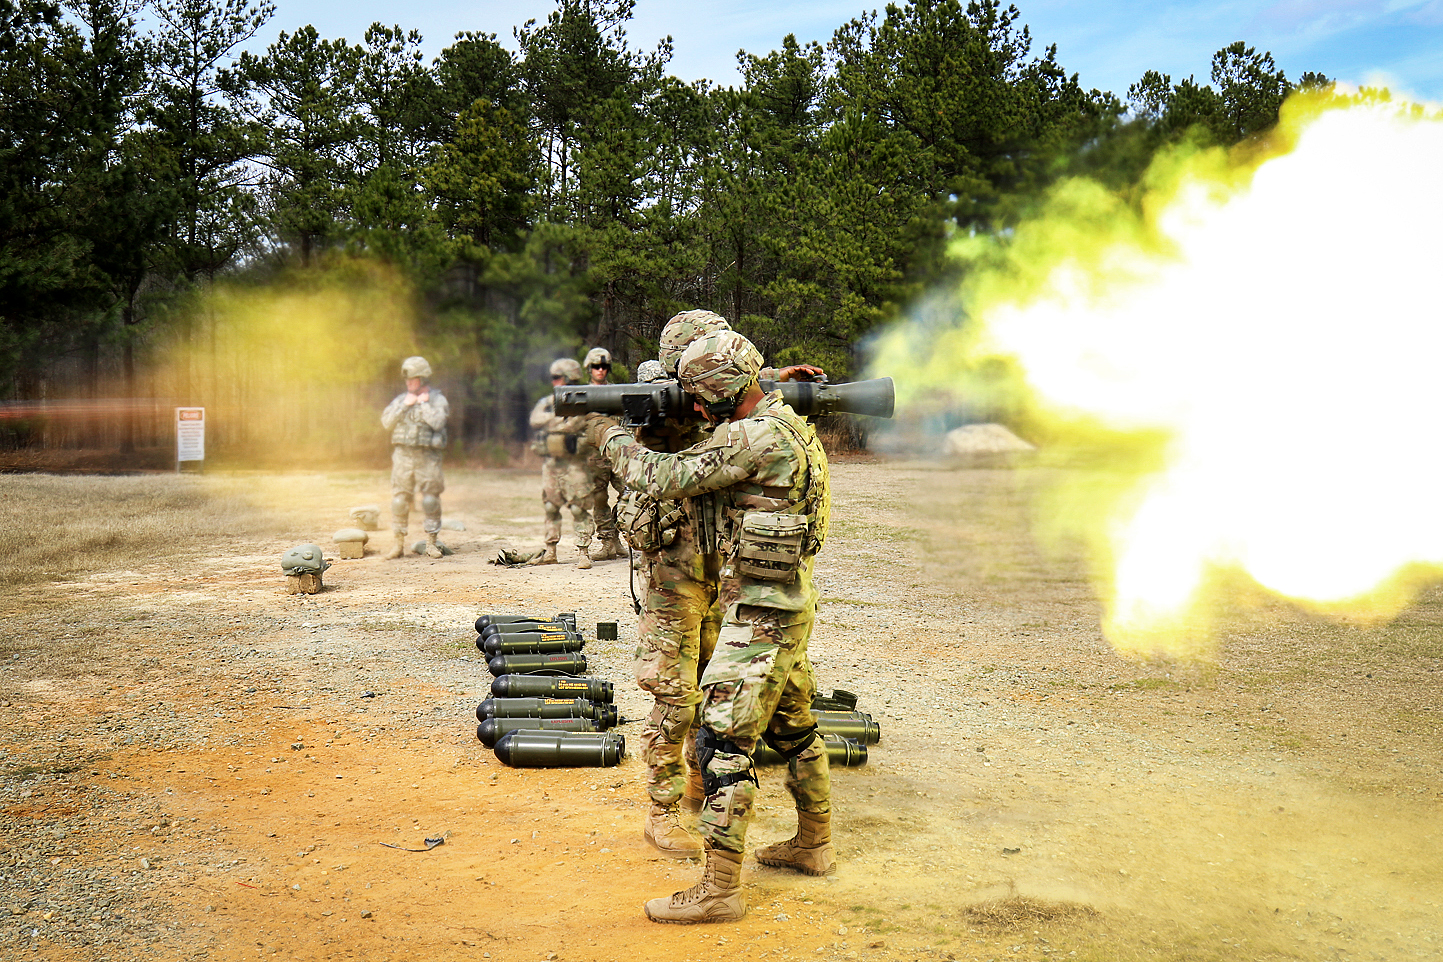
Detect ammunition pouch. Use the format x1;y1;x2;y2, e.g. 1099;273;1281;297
543;432;580;458
736;510;808;582
617;490;684;552
695;727;758;797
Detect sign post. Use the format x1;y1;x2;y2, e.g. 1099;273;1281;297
176;407;205;471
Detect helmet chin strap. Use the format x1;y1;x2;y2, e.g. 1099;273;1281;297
702;395;741;421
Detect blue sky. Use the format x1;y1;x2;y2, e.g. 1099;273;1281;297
234;0;1443;104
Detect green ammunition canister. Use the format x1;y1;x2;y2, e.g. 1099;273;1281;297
486;651;588;677
490;674;614;702
476;715;598;747
813;709;881;744
475;697;619;728
474;612;577;633
481;622;575;639
493;730;626;768
477;632;585;656
754;733;867;767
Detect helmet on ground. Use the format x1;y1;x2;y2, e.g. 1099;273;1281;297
583;347;611;369
635;359;666;383
678;330;763;417
401;356;432;379
549;357;583;383
281;544;329;575
659;310;729;375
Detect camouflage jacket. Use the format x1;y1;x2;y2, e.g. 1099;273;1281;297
600;391;830;611
381;390;448;449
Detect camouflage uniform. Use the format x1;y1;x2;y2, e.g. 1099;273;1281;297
628;415;723;817
583;347;624;559
626;312;731;825
380;358;449;553
529;392;597;558
597;351;832;859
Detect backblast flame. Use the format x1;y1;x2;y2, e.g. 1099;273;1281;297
873;91;1443;655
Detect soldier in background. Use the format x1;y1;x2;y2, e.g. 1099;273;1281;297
588;329;833;924
380;356;450;560
583;347;625;562
529;357;597;568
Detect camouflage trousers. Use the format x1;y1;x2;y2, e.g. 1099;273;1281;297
591;460;623;546
695;603;830;853
390;445;444;535
541;456;596;549
634;547;722;807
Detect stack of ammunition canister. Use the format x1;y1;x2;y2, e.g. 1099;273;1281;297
473;612;624;768
752;688;879;768
471;621;879;771
476;612;590;677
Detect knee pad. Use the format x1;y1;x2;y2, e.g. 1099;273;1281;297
762;724;819;762
420;494;441;517
650;702;696;744
695;727;758;798
391;493;412;518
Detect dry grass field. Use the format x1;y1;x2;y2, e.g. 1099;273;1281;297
2;459;1440;962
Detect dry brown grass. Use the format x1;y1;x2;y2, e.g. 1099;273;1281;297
0;473;278;586
960;896;1101;930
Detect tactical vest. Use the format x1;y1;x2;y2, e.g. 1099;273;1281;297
717;403;830;575
390;393;448;449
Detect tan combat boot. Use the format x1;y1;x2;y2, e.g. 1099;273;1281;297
754;809;834;876
576;546;593;569
590;535;624;561
384;532;406;560
529;544;557;565
644;843;746;924
424;532;444;559
680;768;705;813
644;803;703;858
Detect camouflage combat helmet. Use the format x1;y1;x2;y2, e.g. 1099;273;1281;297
659;310;730;375
583;346;611;369
401;356;432;379
549;357;583;383
677;330;763;412
281;544;330;575
635;359;666;383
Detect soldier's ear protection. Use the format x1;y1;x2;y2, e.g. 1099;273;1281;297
702;394;742;421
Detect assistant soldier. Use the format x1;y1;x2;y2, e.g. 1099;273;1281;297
616;311;731;859
583;347;626;562
587;329;833;924
380;356;449;559
529;358;597;568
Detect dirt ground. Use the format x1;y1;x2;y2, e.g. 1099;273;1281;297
2;458;1441;962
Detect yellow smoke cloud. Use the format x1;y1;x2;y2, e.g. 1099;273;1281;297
152;260;419;465
871;91;1443;656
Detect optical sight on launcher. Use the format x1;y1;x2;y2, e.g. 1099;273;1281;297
553;377;895;430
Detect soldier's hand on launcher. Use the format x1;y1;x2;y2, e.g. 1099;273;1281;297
776;365;825;382
582;412;621;450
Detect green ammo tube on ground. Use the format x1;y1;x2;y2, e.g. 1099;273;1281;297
489;674;614;702
754;733;867;767
478;632;585;655
813;709;881;744
475;697;619;728
475;715;598;747
487;651;588;677
493;730;626;768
